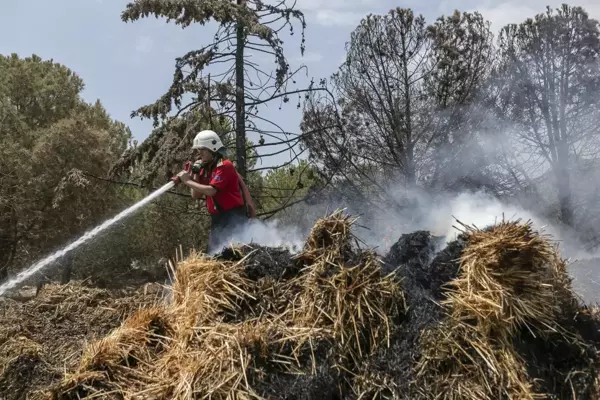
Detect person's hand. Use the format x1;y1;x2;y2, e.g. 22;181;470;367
177;170;191;183
192;160;202;175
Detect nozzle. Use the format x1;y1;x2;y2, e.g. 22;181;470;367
171;161;195;185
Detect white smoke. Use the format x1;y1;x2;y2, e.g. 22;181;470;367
426;191;560;244
202;187;600;304
209;218;306;255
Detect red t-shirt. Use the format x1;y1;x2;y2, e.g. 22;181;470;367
195;159;245;214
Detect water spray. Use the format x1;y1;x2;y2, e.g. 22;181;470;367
0;163;196;297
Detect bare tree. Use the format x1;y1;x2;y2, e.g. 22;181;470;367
301;8;496;207
424;10;496;192
489;4;600;227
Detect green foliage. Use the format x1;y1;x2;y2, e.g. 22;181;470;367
0;53;217;286
120;0;305;125
257;160;320;220
116;0;317;214
0;53;132;280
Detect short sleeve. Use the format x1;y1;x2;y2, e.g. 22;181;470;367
209;162;236;191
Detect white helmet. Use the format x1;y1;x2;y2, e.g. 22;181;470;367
192;130;224;152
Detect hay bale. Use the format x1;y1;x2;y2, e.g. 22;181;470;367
169;253;257;327
296;209;359;267
148;320;285;399
415;218;600;400
444;219;570;337
291;250;405;366
417;320;538;400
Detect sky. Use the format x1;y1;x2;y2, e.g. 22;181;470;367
2;0;600;169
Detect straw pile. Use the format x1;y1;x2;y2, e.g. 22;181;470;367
0;281;163;400
4;211;600;399
415;219;600;400
48;209;405;399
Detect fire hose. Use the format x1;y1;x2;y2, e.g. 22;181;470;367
171;161;202;184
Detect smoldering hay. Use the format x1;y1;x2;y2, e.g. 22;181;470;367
2;210;600;399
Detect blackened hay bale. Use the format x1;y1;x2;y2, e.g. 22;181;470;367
217;243;299;280
383;230;465;299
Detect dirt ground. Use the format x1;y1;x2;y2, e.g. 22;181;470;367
0;282;164;400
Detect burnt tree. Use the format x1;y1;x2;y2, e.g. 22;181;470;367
490;4;600;227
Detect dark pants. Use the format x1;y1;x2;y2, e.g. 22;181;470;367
207;206;249;254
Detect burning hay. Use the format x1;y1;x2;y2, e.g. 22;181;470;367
4;211;600;399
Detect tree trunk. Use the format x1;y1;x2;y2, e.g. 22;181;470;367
555;140;573;227
0;206;18;281
400;27;415;186
235;0;247;179
555;62;573;228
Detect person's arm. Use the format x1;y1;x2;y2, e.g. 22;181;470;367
186;179;217;197
190;173;204;199
178;173;217;197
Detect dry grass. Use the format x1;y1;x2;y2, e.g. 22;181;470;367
53;306;173;398
290;250;404;365
48;209;406;399
445;219;571;338
0;336;44;375
0;280;164;400
415;218;584;400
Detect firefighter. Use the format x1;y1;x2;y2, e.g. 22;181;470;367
175;130;256;254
